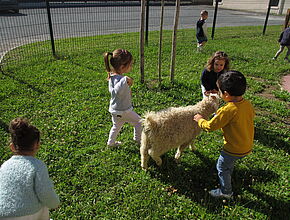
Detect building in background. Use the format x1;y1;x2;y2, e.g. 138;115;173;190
216;0;289;15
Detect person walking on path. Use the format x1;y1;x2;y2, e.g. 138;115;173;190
273;27;290;62
196;10;208;52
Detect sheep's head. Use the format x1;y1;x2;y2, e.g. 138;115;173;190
202;93;220;114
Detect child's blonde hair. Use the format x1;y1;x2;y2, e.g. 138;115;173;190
206;51;230;72
104;48;133;80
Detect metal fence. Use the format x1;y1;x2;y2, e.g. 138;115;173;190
0;0;286;69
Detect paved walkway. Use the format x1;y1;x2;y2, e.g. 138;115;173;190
282;75;290;93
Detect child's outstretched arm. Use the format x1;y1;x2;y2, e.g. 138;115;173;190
278;31;284;42
126;76;133;87
194;106;234;132
193;114;204;122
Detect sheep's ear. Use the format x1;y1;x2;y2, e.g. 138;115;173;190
208;93;219;99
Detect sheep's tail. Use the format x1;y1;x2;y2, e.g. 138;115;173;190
142;112;158;132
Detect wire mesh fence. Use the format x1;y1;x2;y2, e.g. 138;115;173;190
0;0;286;70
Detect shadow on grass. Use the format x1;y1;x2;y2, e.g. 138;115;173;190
0;120;9;132
148;151;283;217
0;69;45;94
254;126;289;154
238;188;289;219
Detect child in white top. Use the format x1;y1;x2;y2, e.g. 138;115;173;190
104;49;142;147
0;118;60;220
201;51;230;98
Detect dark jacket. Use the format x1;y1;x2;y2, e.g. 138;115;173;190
201;69;225;91
196;19;206;38
278;27;290;46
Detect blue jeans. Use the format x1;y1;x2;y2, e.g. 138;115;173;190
216;151;244;194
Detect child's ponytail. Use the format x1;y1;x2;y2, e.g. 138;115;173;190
104;49;133;80
104;52;113;80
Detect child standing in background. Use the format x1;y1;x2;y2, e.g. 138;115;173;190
0;118;60;219
273;27;290;62
201;51;230;98
196;10;208;52
194;71;255;199
104;48;142;147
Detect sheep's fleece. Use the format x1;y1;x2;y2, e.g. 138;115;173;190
140;95;219;170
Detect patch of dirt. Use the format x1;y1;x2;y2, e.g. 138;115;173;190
257;84;277;100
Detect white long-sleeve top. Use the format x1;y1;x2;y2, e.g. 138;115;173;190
108;74;133;115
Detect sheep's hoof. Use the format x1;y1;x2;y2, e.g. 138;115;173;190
156;161;162;166
174;158;181;164
189;145;197;151
141;164;148;170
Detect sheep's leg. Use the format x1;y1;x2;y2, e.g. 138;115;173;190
140;143;150;170
149;150;162;167
189;141;197;151
175;143;188;163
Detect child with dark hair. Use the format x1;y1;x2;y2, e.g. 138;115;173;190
104;48;142;147
0;118;60;219
196;10;208;52
201;51;230;98
194;71;255;199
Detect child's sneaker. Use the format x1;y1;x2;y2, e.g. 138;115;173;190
272;57;277;60
107;141;122;147
209;188;233;199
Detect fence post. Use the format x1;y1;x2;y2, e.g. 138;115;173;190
263;0;272;35
211;0;220;40
140;0;146;84
45;0;56;57
145;0;150;45
158;0;165;84
170;0;180;84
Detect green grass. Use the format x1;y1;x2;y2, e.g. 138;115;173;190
0;25;289;219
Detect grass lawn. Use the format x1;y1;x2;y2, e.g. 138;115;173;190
0;25;289;219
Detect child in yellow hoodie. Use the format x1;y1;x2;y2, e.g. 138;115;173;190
194;70;255;199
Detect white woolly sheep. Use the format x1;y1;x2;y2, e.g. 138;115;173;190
140;95;219;170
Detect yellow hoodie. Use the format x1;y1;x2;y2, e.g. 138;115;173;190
198;99;255;157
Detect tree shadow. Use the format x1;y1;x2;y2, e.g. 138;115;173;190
148;151;283;217
238;188;289;219
0;119;9;132
54;53;102;73
254;126;289;154
0;69;45;94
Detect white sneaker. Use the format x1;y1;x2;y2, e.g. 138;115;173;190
107;141;122;147
209;188;233;199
